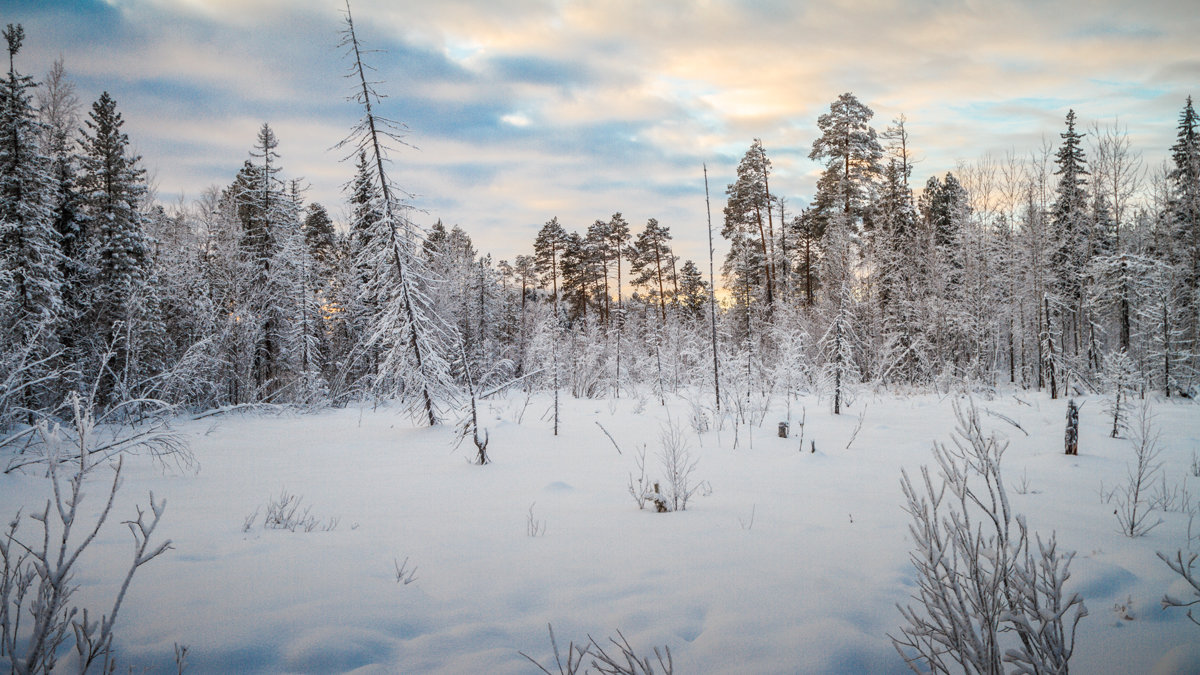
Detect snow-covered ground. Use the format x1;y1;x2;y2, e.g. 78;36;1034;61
3;389;1199;673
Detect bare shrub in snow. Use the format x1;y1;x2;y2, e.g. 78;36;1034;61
589;628;674;675
844;405;866;450
520;624;588;675
455;341;491;465
627;444;653;510
1;419;171;673
1148;473;1193;514
892;400;1086;674
685;396;709;437
242;508;258;533
521;624;673;675
174;642;190;674
657;420;700;512
3;388;193;475
262;490;337;533
1114;403;1164;537
624;423;705;513
394;556;418;585
527;502;546;537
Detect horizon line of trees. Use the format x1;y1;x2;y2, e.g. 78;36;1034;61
2;21;1198;441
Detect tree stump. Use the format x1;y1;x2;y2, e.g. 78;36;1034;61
1064;399;1079;456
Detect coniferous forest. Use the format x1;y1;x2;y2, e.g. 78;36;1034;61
3;7;1200;674
3;20;1198;432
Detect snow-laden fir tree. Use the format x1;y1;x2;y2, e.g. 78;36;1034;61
76;91;163;405
1050;109;1098;383
0;24;62;427
1168;96;1200;386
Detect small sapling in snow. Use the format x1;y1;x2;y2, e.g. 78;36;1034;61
1115;404;1164;537
656;419;702;512
527;502;546;537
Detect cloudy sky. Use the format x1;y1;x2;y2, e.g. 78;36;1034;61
8;0;1198;265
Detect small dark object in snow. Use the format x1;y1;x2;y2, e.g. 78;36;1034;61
1065;399;1079;456
778;422;789;438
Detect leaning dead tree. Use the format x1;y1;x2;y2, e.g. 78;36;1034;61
338;1;458;425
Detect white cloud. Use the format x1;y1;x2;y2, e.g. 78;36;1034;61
10;0;1199;265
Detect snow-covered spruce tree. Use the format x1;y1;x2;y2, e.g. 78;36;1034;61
226;123;314;403
147;203;223;408
893;400;1086;674
333;149;384;398
1050;110;1100;387
76;91;162;408
274;182;328;405
816;216;861;415
0;24;63;428
35;58;85;389
200;180;260;405
1168;96;1200;385
301;202;340;387
338;2;458;424
873;154;927;385
1101;348;1139;438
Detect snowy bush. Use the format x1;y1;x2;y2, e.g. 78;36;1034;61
1102;350;1140;438
657;420;701;513
1;403;171;673
624;422;706;513
261;489;337;533
892;400;1086;674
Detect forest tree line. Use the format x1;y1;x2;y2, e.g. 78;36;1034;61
2;22;1198;437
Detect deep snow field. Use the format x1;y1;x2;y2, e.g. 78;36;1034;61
3;388;1200;674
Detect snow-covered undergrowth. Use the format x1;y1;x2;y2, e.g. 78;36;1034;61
3;389;1199;673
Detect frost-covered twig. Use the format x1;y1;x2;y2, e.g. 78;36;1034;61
394;556;418;585
520;623;588;675
981;406;1029;436
845;405;866;449
588;628;673;675
1158;550;1200;627
596;421;623;455
527;502;546;537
